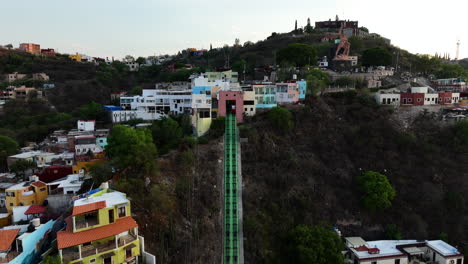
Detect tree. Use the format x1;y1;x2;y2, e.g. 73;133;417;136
42;256;61;264
129;85;143;95
306;69;331;95
88;162;114;186
124;55;135;62
232;60;247;75
268;106;293;131
359;26;369;33
277;43;317;67
136;57;146;65
285;225;344;264
295;20;298;32
362;47;392;67
0;136;18;171
385;224;403;240
304;18;313;33
4;44;13;49
435;64;467;79
348;36;364;55
357;171;396;211
152;118;183;154
106;125;157;175
78;101;107;122
10;159;36;180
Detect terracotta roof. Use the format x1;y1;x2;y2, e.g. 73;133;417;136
0;229;20;251
24;205;47;215
72;201;106;216
57;217;138;249
31;181;46;188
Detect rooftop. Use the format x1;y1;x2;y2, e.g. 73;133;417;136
72;201;106;216
57;216;138;249
0;228;20;251
74;190;129;209
6;180;47;191
47;174;83;188
24;205;46;215
9;151;54;159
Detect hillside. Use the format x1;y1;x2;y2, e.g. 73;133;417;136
240;93;468;263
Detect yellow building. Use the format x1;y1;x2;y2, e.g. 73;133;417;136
69;53;82;62
72;158;106;174
5;179;48;213
57;183;142;264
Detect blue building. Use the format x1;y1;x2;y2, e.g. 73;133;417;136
297;81;307;99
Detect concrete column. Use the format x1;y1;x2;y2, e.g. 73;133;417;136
115;236;118;249
78;245;82;259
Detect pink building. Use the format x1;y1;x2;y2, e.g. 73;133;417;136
218;90;244;123
19;43;40;54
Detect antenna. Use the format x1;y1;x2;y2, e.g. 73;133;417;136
455;40;460;61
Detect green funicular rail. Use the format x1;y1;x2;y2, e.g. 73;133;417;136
224;114;240;264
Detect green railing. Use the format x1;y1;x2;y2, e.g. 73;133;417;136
224;114;240;264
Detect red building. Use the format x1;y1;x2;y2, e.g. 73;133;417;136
41;48;56;56
36;165;73;183
400;93;425;105
218;90;244;123
438;92;453;105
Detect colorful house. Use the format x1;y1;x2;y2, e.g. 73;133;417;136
297;80;307;100
69;53;82;62
5;178;48;213
253;84;278;109
57;184;142;264
1;220;55;264
218;90;244;123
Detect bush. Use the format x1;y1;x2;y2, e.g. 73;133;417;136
285;224;344;264
357;171;396;211
268;106;293;131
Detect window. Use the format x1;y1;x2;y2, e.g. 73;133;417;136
40;188;46;192
395;259;400;264
118;206;126;218
90;258;96;263
371;262;377;264
417;98;422;102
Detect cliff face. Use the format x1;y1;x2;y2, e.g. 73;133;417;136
241;93;468;263
129;140;224;264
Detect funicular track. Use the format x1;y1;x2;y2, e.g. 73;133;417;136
223;114;240;264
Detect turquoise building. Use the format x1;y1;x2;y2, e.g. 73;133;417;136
297;81;307;99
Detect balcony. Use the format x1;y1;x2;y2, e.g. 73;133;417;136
75;218;99;230
82;240;116;258
62;250;80;263
118;234;137;247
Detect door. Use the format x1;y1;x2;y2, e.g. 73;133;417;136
109;209;114;223
104;257;112;264
126;248;132;258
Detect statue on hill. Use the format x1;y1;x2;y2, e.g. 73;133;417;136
334;23;351;60
304;18;313;33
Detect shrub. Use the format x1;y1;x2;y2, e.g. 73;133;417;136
357;171;396;211
268;106;293;132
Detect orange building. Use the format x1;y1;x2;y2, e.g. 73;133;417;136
19;43;41;54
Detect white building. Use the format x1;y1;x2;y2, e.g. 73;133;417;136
345;237;464;264
375;90;400;106
74;136;103;156
77;120;95;131
47;174;84;195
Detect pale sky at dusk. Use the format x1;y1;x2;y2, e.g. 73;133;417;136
0;0;466;60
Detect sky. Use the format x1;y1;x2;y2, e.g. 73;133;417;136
0;0;466;60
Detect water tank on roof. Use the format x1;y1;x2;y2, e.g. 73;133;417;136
31;218;40;227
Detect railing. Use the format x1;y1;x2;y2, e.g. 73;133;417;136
118;234;137;247
61;251;80;262
75;218;99;229
82;241;116;258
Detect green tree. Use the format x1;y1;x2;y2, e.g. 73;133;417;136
435;64;467;79
268;106;293;131
78;101;107;122
277;43;317;67
10;159;36;180
359;26;369;33
136;57;146;65
304;18;313;33
285;225;344;264
362;47;392;67
232;60;247;75
0;136;18;171
306;69;330;95
357;171;396;211
385;224;403;240
106;125;157;175
129;85;143;95
348;36;364;55
88;162;114;186
152;118;183;154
